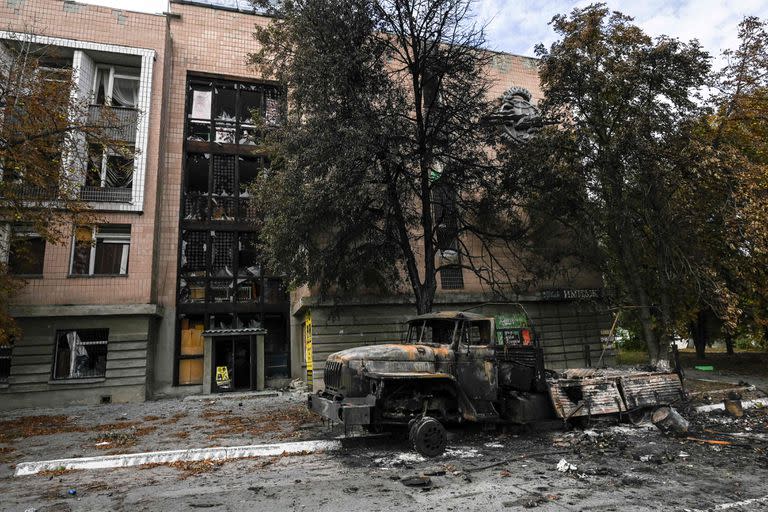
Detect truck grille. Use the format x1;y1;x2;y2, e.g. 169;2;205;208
324;361;342;390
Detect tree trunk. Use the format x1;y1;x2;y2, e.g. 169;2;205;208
620;239;660;365
653;289;673;370
725;333;735;355
693;310;707;359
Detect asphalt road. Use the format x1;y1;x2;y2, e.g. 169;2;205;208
2;414;768;511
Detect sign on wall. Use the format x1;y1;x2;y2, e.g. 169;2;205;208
304;311;313;389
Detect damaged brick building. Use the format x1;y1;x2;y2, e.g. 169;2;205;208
0;0;611;409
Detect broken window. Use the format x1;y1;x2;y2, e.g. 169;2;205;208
237;233;261;302
238;156;260;197
8;225;45;275
180;230;208;276
265;88;281;127
188;84;212;142
238;86;262;145
84;144;134;201
211;155;235;220
0;344;11;383
211;231;235;276
93;66;140;108
210;313;236;330
184;153;210;220
214;85;237;144
237;232;260;277
178;316;204;385
264;278;288;304
433;182;464;290
70;225;130;276
52;329;108;380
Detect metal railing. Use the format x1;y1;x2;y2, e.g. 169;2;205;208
79;185;132;203
87;105;138;143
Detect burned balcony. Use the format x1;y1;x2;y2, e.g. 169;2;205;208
87;105;138;144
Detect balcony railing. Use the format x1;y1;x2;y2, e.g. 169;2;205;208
79;186;132;203
87;105;138;143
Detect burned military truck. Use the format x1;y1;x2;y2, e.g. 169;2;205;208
309;311;684;456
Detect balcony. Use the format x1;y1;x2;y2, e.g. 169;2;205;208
87;105;138;144
79;186;132;203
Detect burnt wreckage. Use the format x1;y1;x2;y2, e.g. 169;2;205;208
309;311;685;457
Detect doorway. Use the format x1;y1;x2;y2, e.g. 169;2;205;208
212;336;255;391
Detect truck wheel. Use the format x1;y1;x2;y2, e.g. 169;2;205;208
410;417;447;458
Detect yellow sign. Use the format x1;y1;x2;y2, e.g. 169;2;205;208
304;311;313;387
215;366;231;389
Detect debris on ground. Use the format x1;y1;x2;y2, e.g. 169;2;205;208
0;415;83;442
401;475;432;488
652;406;690;434
723;392;744;418
556;458;577;472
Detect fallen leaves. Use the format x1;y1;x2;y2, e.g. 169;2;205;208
0;415;82;442
203;404;319;441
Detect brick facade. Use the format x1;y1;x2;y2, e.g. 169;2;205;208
0;0;608;408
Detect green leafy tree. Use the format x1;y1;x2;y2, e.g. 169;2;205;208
249;0;557;313
686;16;768;356
526;4;711;366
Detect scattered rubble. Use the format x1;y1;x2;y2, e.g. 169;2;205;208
652;406;690;434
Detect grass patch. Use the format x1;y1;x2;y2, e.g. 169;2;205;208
616;350;649;366
679;351;768;377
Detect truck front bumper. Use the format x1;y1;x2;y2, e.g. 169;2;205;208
308;393;375;426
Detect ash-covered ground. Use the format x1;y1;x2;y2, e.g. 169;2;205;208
1;386;766;512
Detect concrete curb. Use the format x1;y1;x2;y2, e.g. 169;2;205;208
14;439;341;477
695;398;768;413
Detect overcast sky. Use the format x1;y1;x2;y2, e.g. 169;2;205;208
80;0;768;63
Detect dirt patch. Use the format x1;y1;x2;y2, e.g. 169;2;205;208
0;415;83;442
92;425;158;450
680;351;768;378
143;415;162;422
92;421;142;432
37;467;80;477
686;379;742;394
140;459;226;479
204;404;319;441
172;431;190;439
160;412;188;425
0;445;17;463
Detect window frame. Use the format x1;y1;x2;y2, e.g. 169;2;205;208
69;224;131;277
0;344;11;383
7;224;46;277
51;328;109;381
86;144;135;189
91;65;140;108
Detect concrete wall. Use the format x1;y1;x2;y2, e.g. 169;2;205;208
1;0;169;307
300;299;614;391
0;310;155;410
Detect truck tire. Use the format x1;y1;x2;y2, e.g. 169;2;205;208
410;417;447;458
